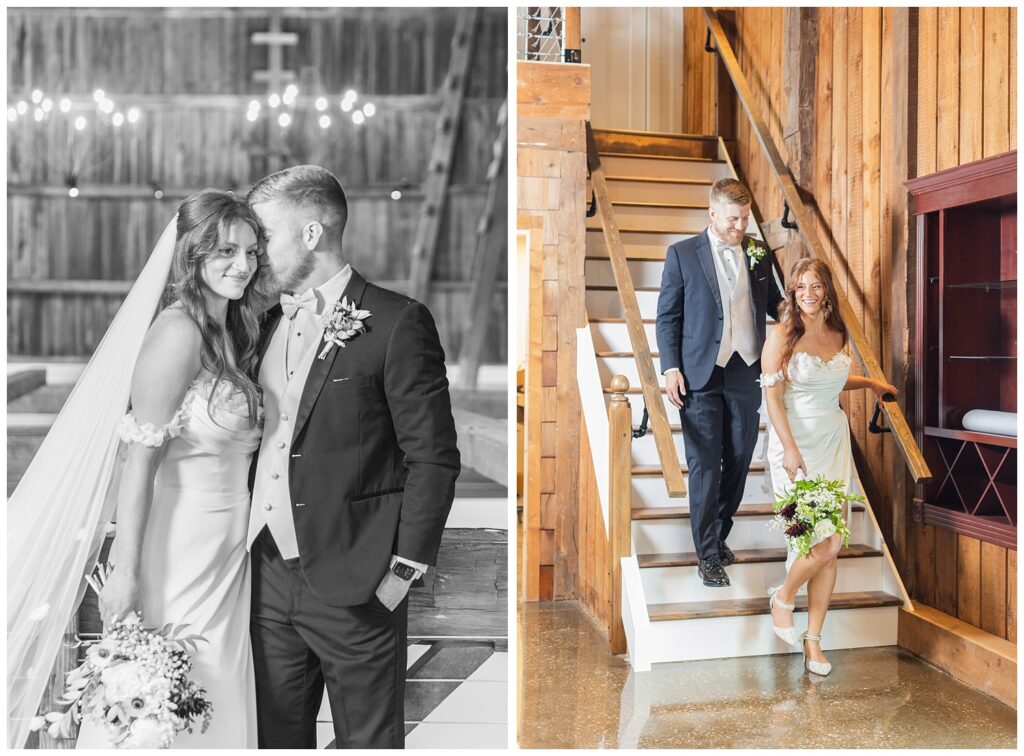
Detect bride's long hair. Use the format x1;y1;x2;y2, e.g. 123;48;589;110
167;190;262;425
777;257;849;373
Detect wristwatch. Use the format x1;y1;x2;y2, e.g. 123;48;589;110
391;562;417;581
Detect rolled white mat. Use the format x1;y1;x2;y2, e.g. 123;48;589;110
962;410;1017;437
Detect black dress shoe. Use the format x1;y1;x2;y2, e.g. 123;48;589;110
718;540;735;566
698;555;731;587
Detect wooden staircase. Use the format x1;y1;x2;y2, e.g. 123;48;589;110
579;128;904;670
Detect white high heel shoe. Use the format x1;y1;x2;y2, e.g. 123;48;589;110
767;587;799;646
802;634;832;676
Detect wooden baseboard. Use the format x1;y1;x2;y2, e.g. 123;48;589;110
898;601;1016;709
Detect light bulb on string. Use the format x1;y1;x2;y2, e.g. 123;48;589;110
16;101;28;115
151;182;164;200
41;98;53;113
33;108;44;122
31;89;43;104
340;99;353;113
268;94;281;108
362;103;376;118
65;174;79;198
278;113;291;128
59;98;72;113
352;111;365;125
390;190;402;201
127;108;140;124
318;115;331;129
248;100;261;112
315;97;328;111
282;84;298;105
99;99;114;115
74;116;87;131
93;89;105;103
247;110;258;123
8;107;18;122
112;112;124;127
343;89;357;103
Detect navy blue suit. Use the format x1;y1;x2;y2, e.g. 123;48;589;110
656;230;784;559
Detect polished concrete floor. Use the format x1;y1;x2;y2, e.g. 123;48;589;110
518;601;1017;749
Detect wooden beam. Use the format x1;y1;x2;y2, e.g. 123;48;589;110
6;182;491;200
703;8;932;485
607;376;631;655
408;8;479;302
457;100;508;388
7;279;504;295
585;123;685;498
564;7;582;50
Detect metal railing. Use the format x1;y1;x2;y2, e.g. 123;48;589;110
516;7;570;62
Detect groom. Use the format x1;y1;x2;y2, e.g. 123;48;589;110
246;165;460;748
656;178;783;587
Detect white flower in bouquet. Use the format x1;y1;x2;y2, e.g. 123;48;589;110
123;716;173;749
813;518;837;541
86;638;118;669
101;661;148;704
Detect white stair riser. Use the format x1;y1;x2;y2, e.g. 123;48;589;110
632;510;869;555
585;230;687;260
587;289;659;318
586;205;710;233
605;179;714;205
644;606;899;663
632;472;770;508
602;155;733;182
640;556;885;604
590;322;657;352
586;258;667;289
630;428;769;466
612;393;767;428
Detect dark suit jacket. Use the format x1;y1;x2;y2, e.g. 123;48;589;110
655;230;784;392
253;270;460;607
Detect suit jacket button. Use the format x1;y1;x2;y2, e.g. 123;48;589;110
715;339;721;344
718;315;723;320
264;503;272;511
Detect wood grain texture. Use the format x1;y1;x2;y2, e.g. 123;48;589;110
650;590;902;621
958;8;984;166
1007;548;1016;643
638;543;881;569
980;541;1007;639
936;8;960;171
607;381;632;654
982;8;1010;158
957;534;982;628
915;7;938;178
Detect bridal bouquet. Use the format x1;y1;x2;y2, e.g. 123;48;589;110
770;476;859;559
31;571;212;748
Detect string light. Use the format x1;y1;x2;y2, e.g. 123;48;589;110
65;174;79;198
318;115;331;129
151;181;164;200
278;113;291;128
74;116;87;130
7;107;16;122
315;97;327;111
282;84;298;105
340;99;353;113
127;108;140;124
59;98;72;113
248;100;261;112
99;98;114;114
93;89;105;103
112;112;124;127
31;89;43;104
352;111;365;125
247;110;258;123
390;190;402;200
16;101;27;115
343;89;357;103
33;108;44;122
362;103;376;118
41;98;53;113
268;94;281;108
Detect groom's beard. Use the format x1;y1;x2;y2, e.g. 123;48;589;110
275;248;318;294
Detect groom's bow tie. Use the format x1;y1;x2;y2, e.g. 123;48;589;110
280;290;321;319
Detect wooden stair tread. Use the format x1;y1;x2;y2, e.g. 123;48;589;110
632;463;766;476
587;285;660;292
632;502;865;520
606;175;714;186
599;151;726;164
597;351;661;358
648;591;903;621
591;317;656;324
637;544;882;569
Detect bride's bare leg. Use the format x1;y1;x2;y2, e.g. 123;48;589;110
770;535;841;630
804;536;842;664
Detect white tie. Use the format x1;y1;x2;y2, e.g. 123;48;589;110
719;243;738;287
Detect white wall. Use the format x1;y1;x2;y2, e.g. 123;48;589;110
580;7;684;133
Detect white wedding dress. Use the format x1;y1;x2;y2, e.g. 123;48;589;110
76;373;261;749
762;351;856;573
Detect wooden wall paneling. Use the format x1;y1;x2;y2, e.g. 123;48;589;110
832;8;852;420
936;9;960;171
1010;8;1017;150
847;8;866;452
861;7;886;535
933;526;959;616
979;541;1007;639
1007;548;1016;643
813;9;834;274
682;8;700;135
521;213;544;602
982;8;1010;158
958;8;984;166
767;7;784;219
553;149;586;599
957;534;982;627
883;7;913;578
916;8;938;179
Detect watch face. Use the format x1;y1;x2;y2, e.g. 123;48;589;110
392;562;416;581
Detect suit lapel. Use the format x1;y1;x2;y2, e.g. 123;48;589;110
741;234;761;322
292;269;370;444
696;230;722;311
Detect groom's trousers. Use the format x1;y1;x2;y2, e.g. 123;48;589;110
678;352;761;560
250;529;407;749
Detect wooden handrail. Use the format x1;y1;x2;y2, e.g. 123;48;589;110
585;123;686;498
702;8;931;485
608;375;633;654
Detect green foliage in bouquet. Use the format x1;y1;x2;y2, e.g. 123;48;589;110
770;476;860;559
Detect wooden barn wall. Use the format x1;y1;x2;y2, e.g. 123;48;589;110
518;61;605;622
7;7;507;363
722;7;1017;641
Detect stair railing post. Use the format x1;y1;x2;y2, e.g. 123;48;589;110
608;375;632;655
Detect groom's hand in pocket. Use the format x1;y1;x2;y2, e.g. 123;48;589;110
665;369;687;409
374;556;428;611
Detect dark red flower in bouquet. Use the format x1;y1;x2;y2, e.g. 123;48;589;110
779;503;798;521
785;522;810;538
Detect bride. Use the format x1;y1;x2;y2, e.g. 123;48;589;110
9;190;267;748
760;258;895;676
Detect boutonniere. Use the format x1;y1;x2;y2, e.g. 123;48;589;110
745;239;766;270
318;296;371;359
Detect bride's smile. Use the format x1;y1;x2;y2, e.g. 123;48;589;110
200;222;259;302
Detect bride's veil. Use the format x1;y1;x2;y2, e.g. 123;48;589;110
7;216;179;747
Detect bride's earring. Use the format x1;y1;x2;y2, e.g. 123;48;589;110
823;298;833;315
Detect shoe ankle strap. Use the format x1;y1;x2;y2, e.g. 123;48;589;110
803;634;822;642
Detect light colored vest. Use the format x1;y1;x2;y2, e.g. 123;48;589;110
709;233;759;367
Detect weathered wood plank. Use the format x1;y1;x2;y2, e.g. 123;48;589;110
957;534;982;628
517;61;590;120
607;378;631;654
979;541;1008;639
916;7;938;178
1007;548;1016;643
933;526;959;616
936;8;960;171
959;8;984;165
